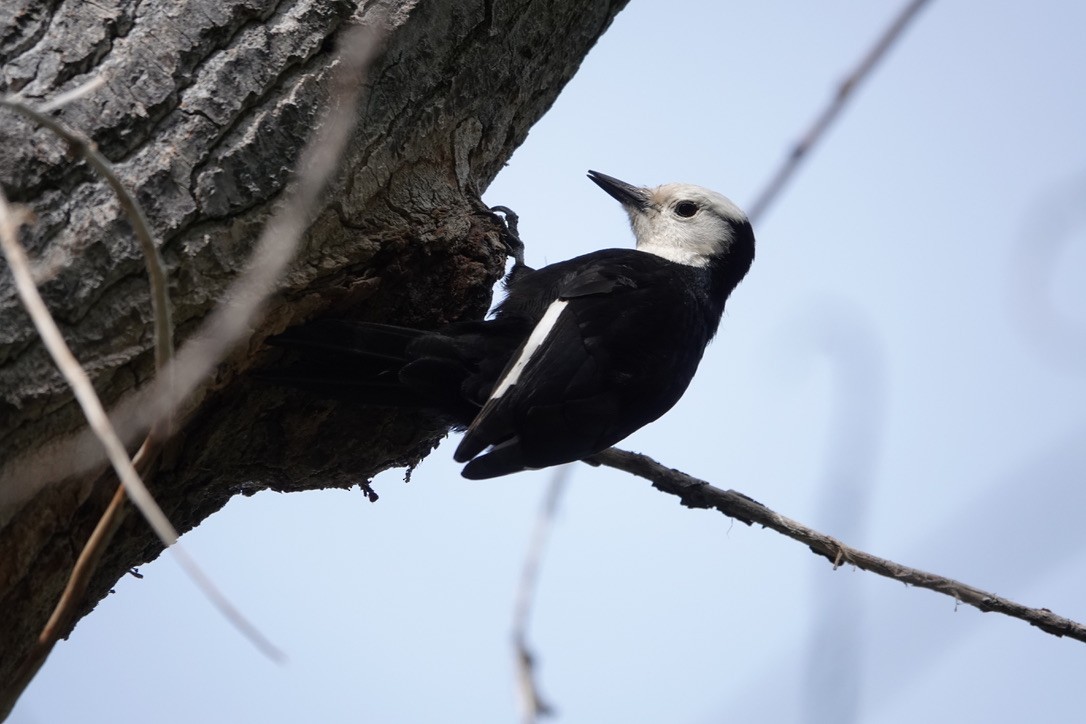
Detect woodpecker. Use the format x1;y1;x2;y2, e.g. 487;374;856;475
270;171;755;479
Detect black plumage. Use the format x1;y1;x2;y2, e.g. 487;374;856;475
268;171;755;478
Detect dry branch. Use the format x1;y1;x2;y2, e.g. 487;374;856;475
587;448;1086;644
0;191;179;547
0;190;281;713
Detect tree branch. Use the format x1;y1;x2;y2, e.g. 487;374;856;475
586;447;1086;644
1;78;180;686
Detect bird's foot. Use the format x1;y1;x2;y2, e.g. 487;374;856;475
488;205;525;267
486;204;533;286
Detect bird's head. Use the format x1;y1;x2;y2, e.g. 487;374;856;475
587;170;752;269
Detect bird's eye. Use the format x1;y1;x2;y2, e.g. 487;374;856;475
674;201;698;218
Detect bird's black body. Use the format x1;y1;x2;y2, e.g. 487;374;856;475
269;172;755;478
454;247;747;477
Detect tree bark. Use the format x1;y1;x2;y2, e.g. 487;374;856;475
0;0;628;706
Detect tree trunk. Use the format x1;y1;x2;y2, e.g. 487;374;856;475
0;0;628;707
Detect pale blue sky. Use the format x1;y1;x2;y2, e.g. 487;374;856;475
13;2;1086;722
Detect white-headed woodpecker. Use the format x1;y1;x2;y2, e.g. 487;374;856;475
271;171;755;478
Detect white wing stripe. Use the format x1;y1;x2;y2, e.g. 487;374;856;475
489;299;568;400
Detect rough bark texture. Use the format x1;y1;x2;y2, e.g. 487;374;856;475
0;0;628;707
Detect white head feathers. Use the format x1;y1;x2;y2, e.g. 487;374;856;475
587;171;750;268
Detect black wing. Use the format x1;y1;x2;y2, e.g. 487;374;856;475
455;254;713;478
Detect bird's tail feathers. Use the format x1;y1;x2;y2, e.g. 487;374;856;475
258;320;429;407
253;369;430;407
460;437;527;479
267;319;423;364
260;317;525;428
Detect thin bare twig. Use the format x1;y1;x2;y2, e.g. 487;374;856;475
512;466;570;724
8;435;163;704
40;469;130;644
0;22;390;677
586;447;1086;644
5;472;129;702
0;194;176;549
0;190;284;663
2;20;391;704
746;0;932;223
0;189;280;723
2;77;180;674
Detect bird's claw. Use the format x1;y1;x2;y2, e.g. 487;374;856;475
485;204;532;286
489;205;525;268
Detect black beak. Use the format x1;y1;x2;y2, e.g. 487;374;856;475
587;170;649;210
